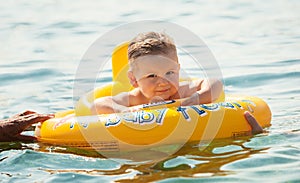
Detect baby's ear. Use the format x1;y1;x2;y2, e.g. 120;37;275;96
127;71;138;88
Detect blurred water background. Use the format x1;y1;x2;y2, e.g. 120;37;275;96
0;0;299;182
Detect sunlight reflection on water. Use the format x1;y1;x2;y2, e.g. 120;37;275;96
0;0;299;182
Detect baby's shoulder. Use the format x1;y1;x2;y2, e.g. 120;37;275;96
112;89;142;107
111;92;130;106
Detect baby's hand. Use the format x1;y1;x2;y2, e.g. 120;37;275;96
180;93;200;106
121;105;143;113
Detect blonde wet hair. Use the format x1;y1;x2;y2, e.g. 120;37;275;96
128;32;178;70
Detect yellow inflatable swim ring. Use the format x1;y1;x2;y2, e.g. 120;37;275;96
35;43;272;151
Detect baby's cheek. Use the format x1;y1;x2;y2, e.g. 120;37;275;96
141;86;154;98
171;80;180;89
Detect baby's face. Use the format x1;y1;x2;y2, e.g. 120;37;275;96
131;54;180;101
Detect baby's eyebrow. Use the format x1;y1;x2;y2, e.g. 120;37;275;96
146;73;156;76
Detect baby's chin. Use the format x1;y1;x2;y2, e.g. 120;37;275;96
149;95;171;103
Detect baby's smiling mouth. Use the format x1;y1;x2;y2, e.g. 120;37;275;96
156;88;170;93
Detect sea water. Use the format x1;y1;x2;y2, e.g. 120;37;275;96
0;0;299;182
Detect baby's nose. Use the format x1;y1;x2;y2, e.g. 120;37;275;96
157;76;169;85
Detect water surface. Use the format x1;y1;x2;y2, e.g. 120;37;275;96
0;0;299;182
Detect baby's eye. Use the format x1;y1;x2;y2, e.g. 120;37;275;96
166;71;175;75
146;74;158;78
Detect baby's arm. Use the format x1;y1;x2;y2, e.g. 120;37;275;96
91;93;130;114
180;78;223;106
195;78;223;103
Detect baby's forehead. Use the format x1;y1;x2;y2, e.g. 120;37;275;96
131;56;177;70
130;52;178;65
130;54;179;74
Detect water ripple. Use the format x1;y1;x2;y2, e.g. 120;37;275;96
0;68;64;85
225;71;300;87
49;21;81;29
1;0;300;182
